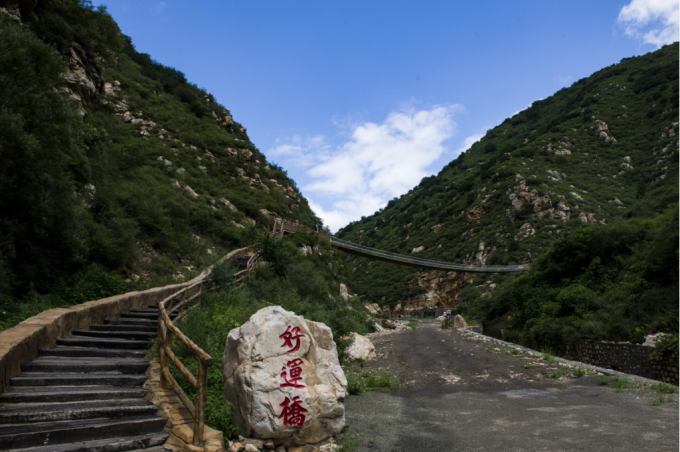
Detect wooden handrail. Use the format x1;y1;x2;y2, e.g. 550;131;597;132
158;280;213;448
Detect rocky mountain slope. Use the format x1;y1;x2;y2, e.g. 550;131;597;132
336;43;679;340
0;2;320;328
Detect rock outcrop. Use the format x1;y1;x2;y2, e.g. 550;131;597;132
223;307;346;447
339;284;349;301
386;241;494;317
57;43;102;117
364;304;380;315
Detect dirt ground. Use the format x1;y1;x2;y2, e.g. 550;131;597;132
338;319;679;452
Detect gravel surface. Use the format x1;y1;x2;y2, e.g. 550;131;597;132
339;319;679;452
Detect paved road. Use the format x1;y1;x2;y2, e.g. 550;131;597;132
339;319;678;452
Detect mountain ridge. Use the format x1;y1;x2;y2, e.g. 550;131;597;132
336;42;679;346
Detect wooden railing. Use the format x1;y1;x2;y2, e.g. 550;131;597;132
233;253;260;280
158;280;213;448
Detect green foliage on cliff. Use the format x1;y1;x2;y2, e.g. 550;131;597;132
338;43;679;344
461;205;678;349
0;1;321;329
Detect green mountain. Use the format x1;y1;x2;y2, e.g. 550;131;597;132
0;2;321;328
337;43;679;348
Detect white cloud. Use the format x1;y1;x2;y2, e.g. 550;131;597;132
454;133;484;155
617;0;679;48
269;105;462;231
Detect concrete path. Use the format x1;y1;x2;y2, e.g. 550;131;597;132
340;319;678;452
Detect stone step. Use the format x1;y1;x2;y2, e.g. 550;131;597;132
0;386;148;404
40;347;147;359
11;373;148;387
72;330;156;341
57;337;151;350
90;325;158;333
9;432;170;452
0;400;157;424
120;313;173;321
0;416;167;450
104;318;157;327
22;358;149;374
128;309;161;314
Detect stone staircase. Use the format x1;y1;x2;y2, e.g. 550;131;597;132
0;306;175;451
233;256;250;273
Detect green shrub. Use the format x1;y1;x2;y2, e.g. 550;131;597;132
366;372;400;391
572;367;586;378
346;371;366;395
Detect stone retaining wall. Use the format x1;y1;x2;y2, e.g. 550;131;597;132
564;340;678;385
0;247;250;388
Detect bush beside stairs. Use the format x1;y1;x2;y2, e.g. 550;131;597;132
0;305;174;451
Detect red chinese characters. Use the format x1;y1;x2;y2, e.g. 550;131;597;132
280;358;305;389
278;325;308;427
278;396;308;427
279;325;305;353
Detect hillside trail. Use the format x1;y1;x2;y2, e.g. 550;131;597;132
339;319;678;452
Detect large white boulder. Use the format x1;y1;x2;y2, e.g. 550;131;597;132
346;333;376;361
223;306;347;446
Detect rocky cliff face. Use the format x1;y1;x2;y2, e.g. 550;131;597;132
57;42;102;117
385;241;495;317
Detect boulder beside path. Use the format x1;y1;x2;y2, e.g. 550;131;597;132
223;306;347;447
453;314;468;329
346;333;376;361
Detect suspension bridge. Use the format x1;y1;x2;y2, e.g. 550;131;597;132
269;218;529;273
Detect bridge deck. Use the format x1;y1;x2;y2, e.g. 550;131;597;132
330;237;529;273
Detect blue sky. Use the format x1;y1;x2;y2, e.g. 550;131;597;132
101;0;678;231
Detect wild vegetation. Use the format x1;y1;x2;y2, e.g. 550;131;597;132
0;2;320;331
338;42;679;350
171;231;374;436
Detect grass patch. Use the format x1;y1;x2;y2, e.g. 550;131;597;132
612;376;629;392
652;394;666;406
597;376;609;386
346;371;366;395
338;432;361;451
542;353;558;364
366;371;400;391
550;367;568;379
649;382;678;393
572;367;586;378
407;321;418;330
523;364;535;369
345;369;399;394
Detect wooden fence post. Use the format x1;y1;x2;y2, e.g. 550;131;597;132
193;360;207;446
